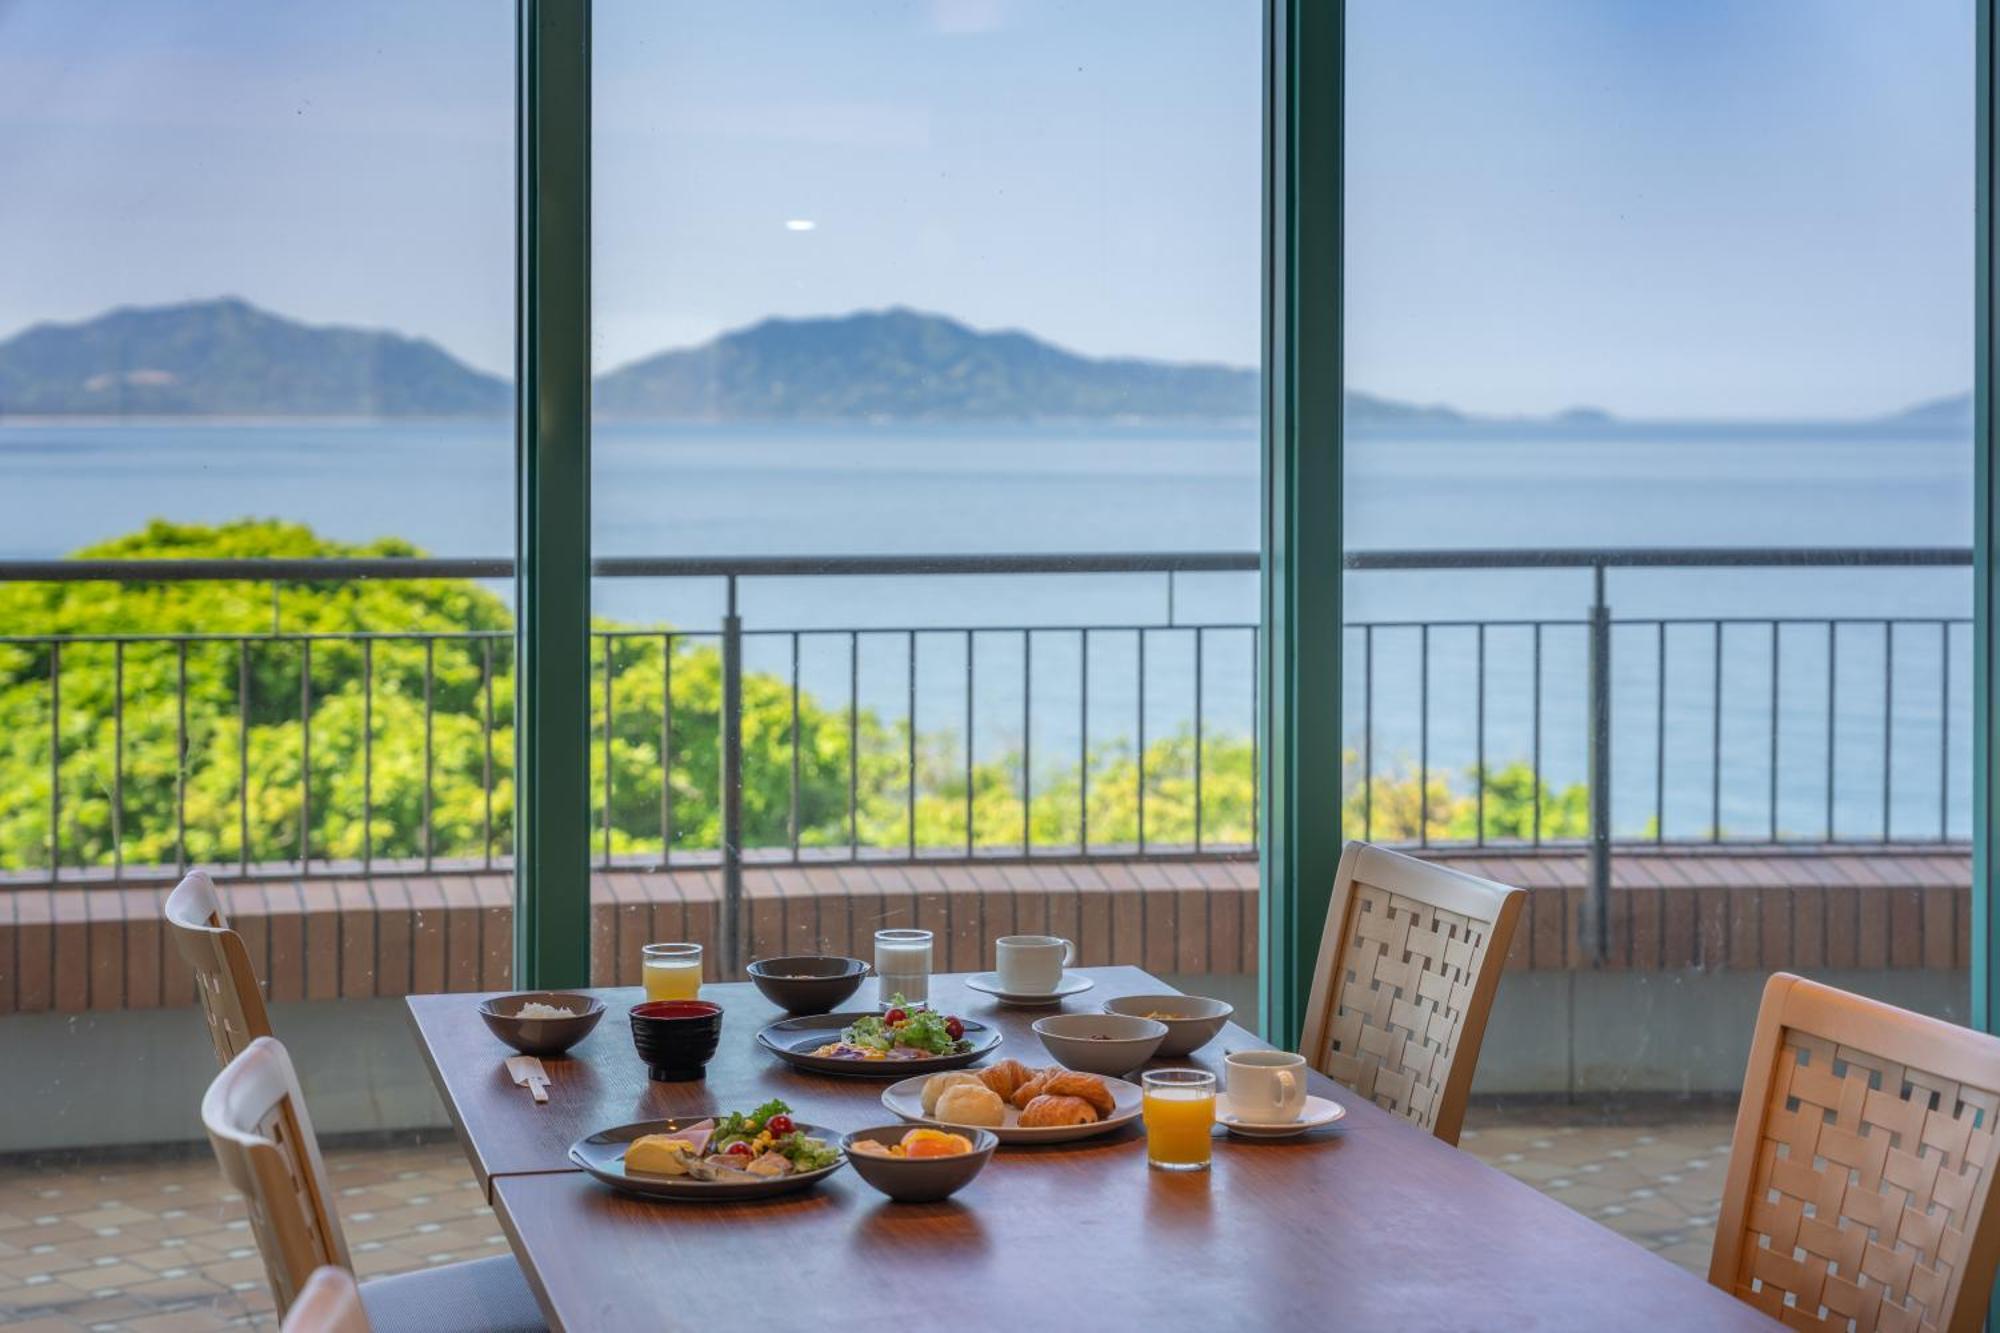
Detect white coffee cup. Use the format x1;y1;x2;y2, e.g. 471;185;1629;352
995;934;1074;994
1224;1049;1308;1124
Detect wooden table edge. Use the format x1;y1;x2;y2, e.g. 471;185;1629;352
403;993;498;1201
491;1173;566;1333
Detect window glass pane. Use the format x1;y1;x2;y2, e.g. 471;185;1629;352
1344;0;1972;1273
0;2;514;1320
591;1;1262;1013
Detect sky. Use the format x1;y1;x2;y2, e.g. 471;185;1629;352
0;0;1975;418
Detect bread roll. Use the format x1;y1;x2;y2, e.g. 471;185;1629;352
1018;1093;1098;1128
920;1070;985;1115
934;1083;1006;1127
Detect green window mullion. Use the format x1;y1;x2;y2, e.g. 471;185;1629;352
1258;0;1344;1047
1973;5;1997;1325
1979;0;1999;1035
514;0;593;990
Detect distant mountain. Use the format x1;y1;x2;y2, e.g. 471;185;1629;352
1886;391;1972;429
0;298;509;416
594;307;1259;421
0;296;1672;428
1344;390;1466;429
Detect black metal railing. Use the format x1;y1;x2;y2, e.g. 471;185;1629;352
1;546;1972;963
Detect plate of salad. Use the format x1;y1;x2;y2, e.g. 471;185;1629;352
755;997;1000;1078
569;1099;846;1201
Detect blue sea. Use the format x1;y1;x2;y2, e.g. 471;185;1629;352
0;417;1974;841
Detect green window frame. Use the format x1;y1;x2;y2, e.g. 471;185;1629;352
1979;0;2000;1046
514;0;593;989
1259;0;1345;1046
506;0;1352;1022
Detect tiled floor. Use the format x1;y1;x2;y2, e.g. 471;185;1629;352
2;1106;1737;1330
0;1139;507;1331
1461;1101;1738;1278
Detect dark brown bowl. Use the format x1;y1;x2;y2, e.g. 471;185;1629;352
746;956;869;1014
841;1125;997;1203
629;999;723;1081
478;992;605;1057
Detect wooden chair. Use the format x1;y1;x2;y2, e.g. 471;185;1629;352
1708;973;2000;1332
204;1037;545;1331
283;1267;372;1333
165;869;274;1066
1298;841;1525;1146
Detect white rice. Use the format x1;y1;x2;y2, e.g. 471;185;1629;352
516;1001;578;1020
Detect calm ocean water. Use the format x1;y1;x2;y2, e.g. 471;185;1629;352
0;418;1974;840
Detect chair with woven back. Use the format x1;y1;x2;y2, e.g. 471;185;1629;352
1298;840;1525;1147
204;1035;546;1331
164;868;274;1066
1708;973;2000;1332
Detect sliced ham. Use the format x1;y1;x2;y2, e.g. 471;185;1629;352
674;1118;715;1155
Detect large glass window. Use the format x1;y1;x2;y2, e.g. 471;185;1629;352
1344;0;1973;1273
589;1;1262;1008
0;2;514;1323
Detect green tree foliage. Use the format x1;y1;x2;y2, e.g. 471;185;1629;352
1340;753;1590;843
883;731;1258;852
1;520;1581;871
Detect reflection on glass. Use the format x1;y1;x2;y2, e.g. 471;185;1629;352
590;1;1262;1022
0;2;514;1322
1344;0;1973;1274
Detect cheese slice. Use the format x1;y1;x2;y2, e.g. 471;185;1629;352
624;1135;697;1176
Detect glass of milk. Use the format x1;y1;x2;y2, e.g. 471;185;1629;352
873;928;933;1008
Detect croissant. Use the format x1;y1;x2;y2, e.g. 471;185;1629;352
977;1058;1035;1102
1010;1068;1059;1109
1039;1071;1116;1117
1019;1093;1099;1128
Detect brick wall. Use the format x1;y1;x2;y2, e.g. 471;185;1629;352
0;847;1968;1017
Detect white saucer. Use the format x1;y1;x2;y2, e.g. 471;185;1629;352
963;971;1095;1006
1217;1094;1346;1138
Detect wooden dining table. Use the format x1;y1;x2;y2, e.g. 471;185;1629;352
406;965;1777;1331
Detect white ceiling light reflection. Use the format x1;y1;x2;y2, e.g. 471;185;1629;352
785;219;817;232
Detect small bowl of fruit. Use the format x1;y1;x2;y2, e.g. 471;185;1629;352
840;1125;998;1203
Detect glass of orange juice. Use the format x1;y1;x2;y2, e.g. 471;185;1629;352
1141;1068;1217;1171
642;942;702;1001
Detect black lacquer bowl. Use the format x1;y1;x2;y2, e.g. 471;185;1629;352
629;999;722;1081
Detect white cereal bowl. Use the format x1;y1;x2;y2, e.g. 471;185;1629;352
1100;994;1233;1057
1032;1012;1169;1076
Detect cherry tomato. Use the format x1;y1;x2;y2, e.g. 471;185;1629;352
727;1141;753;1157
944;1017;965;1040
766;1114;795;1136
884;1007;907;1025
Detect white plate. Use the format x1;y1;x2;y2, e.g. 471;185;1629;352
1217;1094;1346;1138
962;972;1095;1006
881;1071;1142;1144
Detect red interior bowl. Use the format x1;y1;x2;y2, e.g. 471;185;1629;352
631;999;721;1021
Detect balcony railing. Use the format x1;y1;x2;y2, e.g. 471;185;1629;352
2;546;1970;967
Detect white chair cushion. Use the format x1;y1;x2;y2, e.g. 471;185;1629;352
359;1254;546;1333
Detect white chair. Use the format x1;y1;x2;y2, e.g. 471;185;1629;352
204;1036;545;1331
1298;841;1525;1146
165;868;275;1066
283;1266;372;1333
